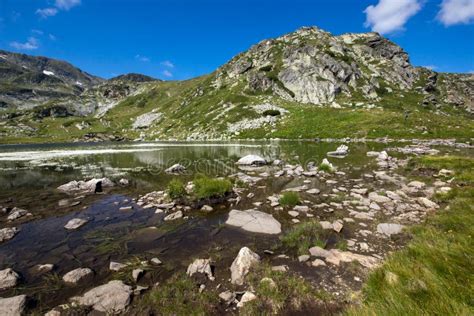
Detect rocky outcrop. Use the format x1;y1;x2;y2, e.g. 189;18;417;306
230;247;260;285
71;280;132;314
132;111;162;129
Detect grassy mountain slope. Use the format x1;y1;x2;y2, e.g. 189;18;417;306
0;27;473;144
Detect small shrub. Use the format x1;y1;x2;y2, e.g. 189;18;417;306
280;221;327;255
193;175;233;199
167;179;186;200
262;109;281;117
279;192;300;207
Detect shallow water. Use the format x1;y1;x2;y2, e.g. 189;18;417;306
0;140;427;311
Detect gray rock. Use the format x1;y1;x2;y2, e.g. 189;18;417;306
298;255;310;262
186;259;214;281
368;192;391;203
64;218;88;230
237;291;257;308
132;269;143;282
230;247;260;285
0;269;19;290
0;227;19;243
226;209;281;234
71;280;132;314
165;163;186;174
377;223;405;236
63;268;93;284
164;210;183;221
309;246;331;258
0;295;27;316
236;155;267;166
132;111;162;129
109;262;128;272
7;207;30;221
58;178;114;194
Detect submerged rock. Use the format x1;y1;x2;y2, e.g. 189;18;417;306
186;259;215;281
71;280;132;314
0;295;27;316
226;209;281;234
64;218;88;230
63;268;94;284
0;227;19;243
230;247;260;285
236;155;267;166
0;268;20;290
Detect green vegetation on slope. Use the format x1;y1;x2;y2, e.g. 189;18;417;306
347;155;474;315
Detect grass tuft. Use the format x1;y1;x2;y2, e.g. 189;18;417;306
280;220;328;255
193;175;233;199
167;178;186;200
279;191;300;207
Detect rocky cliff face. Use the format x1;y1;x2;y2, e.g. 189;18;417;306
215;27;420;105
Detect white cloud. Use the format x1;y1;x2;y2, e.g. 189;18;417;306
364;0;422;34
36;8;58;18
162;70;173;78
160;60;174;68
10;37;39;50
55;0;81;10
438;0;474;25
423;65;438;70
135;54;150;62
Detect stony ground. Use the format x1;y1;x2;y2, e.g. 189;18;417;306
0;142;470;315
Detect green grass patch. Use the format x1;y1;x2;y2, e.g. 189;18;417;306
280;220;328;255
167;178;186;200
193;175;233;199
241;264;332;315
279;191;300;207
136;273;219;315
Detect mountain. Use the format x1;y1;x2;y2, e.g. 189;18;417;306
0;26;473;143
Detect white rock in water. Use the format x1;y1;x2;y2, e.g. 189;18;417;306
165;163;186;174
109;262;128;272
58;178;114;194
327;144;349;157
0;268;20;290
64;218;88;230
230;247;260;285
186;259;214;281
164;210;183;221
0;227;19;243
377;223;405;236
71;280;132;314
226;209;281;234
63;268;93;284
236;155;267;166
0;295;27;316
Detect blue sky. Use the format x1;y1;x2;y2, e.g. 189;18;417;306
1;0;473;79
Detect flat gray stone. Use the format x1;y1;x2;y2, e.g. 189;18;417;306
0;268;19;290
377;223;405;236
71;280;132;313
63;268;93;284
0;295;27;316
226;209;281;234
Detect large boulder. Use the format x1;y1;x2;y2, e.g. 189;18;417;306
0;268;20;290
57;178;114;194
0;295;27;316
71;280;132;314
230;247;260;285
236;155;267;166
226;209;281;234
